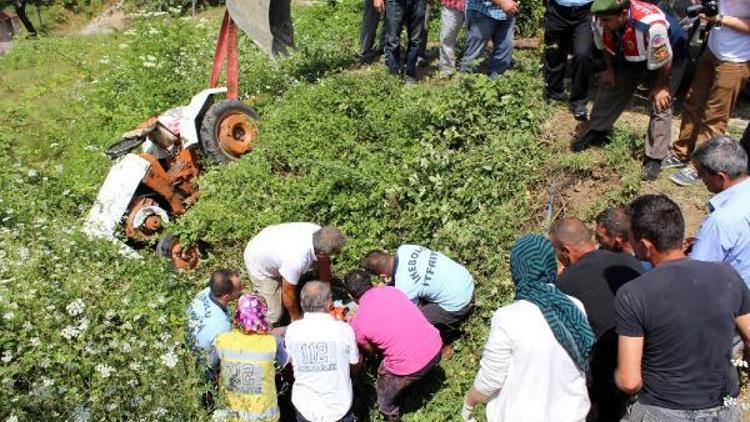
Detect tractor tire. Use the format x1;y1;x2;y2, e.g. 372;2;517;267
199;99;259;163
155;234;201;271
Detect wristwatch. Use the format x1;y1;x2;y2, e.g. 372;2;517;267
716;14;724;27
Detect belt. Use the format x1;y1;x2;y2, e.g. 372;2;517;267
552;0;592;13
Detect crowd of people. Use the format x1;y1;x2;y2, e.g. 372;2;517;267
360;0;749;182
184;134;750;421
177;0;750;420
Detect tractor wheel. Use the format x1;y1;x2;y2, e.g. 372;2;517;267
199;99;259;163
155;234;201;271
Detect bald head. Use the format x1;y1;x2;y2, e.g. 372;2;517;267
549;217;596;267
300;281;332;313
550;217;592;245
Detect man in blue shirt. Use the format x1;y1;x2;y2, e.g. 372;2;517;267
690;136;750;288
364;245;474;336
459;0;518;78
186;269;244;368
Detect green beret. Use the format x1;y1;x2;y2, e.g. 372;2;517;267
591;0;630;15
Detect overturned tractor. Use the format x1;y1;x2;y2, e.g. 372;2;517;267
83;88;258;270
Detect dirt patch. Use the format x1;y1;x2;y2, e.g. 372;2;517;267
79;0;126;35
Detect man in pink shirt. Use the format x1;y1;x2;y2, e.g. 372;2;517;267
345;270;442;421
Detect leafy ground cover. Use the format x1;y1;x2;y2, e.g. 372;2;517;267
0;1;645;420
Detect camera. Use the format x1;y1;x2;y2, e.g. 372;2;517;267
686;0;719;18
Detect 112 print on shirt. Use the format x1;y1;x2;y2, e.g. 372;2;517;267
295;342;339;372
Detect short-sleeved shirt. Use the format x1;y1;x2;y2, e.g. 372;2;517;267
187;287;231;352
691;178;750;289
350;286;442;375
243;223;320;285
465;0;509;21
393;245;474;312
556;249;643;340
614;258;750;410
707;0;750;62
285;313;359;422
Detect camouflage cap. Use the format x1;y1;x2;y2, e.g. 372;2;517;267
591;0;630;15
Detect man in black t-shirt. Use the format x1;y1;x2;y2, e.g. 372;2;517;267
550;217;644;422
615;194;750;421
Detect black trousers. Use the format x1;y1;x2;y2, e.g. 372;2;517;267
543;1;593;107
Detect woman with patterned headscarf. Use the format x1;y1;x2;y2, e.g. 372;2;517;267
461;234;594;422
212;293;289;421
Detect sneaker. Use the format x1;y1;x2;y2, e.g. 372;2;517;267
571;130;608;152
572;104;588;121
416;56;428;68
669;166;700;186
641;158;662;181
662;153;687;169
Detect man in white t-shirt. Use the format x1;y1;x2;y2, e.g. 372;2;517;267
666;0;750;186
285;281;360;422
243;223;346;323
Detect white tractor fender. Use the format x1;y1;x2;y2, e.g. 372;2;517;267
180;87;227;149
83;153;151;242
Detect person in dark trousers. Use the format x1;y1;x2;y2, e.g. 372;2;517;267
543;0;594;121
572;0;688;182
360;0;387;64
615;194;750;420
13;0;37;37
377;0;428;83
550;217;643;422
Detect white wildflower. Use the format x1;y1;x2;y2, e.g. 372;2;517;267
41;377;54;388
128;378;138;387
157;315;167;324
3;312;14;321
18;247;29;260
61;325;80;340
731;358;748;368
122;343;132;353
23;321;32;330
152;407;167;417
6;415;19;422
29;337;40;347
66;299;86;316
1;351;12;363
72;405;90;422
724;396;738;407
129;362;142;371
160;351;178;369
95;363;114;379
27;169;37;177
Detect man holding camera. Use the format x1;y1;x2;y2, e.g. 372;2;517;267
573;0;688;181
666;0;750;186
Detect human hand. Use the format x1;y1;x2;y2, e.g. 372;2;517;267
601;68;615;86
373;0;385;14
651;86;672;112
497;0;519;15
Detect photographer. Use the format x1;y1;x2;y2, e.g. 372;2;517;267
665;0;750;186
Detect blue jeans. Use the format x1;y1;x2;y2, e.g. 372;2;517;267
384;0;428;77
459;11;514;78
623;400;740;422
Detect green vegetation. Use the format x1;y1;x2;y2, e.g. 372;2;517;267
0;1;644;420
